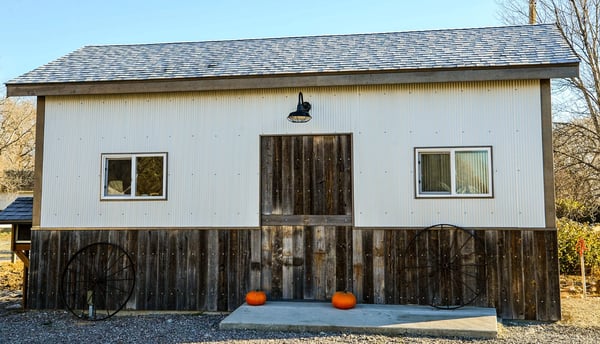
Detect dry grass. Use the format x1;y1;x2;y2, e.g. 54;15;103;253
561;274;600;296
0;232;12;261
561;296;600;327
560;274;600;326
0;261;24;291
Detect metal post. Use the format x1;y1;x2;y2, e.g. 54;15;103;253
87;290;95;318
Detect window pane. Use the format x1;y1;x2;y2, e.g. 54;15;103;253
16;224;32;242
455;151;489;194
420;153;451;193
106;159;132;195
136;156;164;196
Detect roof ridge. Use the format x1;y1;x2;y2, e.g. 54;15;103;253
78;23;558;49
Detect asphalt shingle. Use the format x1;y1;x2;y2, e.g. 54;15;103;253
0;197;33;223
6;24;578;85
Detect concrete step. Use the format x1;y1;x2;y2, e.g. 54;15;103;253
220;301;498;338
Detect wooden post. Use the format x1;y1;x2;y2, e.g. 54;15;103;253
529;0;537;24
576;237;587;297
580;253;587;297
22;265;28;308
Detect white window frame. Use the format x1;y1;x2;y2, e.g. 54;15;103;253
101;152;167;200
415;146;493;198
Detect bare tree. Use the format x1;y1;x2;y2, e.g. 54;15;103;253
498;0;600;220
0;97;35;192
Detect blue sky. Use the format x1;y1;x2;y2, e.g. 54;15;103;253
1;0;505;89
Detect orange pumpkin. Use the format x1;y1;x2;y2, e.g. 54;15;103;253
332;291;356;309
245;290;267;306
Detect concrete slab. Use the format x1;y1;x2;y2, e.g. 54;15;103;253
220;301;498;338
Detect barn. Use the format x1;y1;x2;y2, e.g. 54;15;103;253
5;24;579;321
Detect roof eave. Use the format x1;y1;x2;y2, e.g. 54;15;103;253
6;63;580;97
0;219;31;225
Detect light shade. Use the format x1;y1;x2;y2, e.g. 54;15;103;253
287;92;312;123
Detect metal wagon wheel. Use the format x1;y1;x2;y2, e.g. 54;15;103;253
403;224;487;309
60;242;135;320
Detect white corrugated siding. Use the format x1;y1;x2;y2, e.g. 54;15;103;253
352;81;544;227
41;80;545;228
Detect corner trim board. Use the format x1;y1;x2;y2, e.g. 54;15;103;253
540;79;556;228
32;97;45;228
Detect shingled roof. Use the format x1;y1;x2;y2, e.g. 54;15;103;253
0;197;33;224
6;24;579;96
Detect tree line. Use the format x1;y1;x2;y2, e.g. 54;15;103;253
0;97;35;193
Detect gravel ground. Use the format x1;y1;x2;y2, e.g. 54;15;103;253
2;260;600;343
1;306;599;344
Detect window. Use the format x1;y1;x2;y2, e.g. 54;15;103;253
415;147;492;198
101;153;167;200
15;224;32;243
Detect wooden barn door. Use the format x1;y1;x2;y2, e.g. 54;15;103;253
260;135;353;300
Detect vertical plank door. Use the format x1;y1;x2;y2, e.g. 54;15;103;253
260;135;352;300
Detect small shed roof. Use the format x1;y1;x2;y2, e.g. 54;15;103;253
0;197;33;224
6;24;579;96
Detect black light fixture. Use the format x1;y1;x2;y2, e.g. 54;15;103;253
287;92;312;123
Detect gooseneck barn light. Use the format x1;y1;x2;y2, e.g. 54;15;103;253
287;92;312;123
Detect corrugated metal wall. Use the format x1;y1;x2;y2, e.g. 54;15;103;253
41;80;544;228
352;81;544;227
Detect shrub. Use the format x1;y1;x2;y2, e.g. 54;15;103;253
555;198;597;223
557;218;600;275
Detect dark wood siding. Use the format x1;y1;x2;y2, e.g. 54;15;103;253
260;225;352;300
260;135;352;220
28;229;253;312
258;134;354;301
29;227;561;320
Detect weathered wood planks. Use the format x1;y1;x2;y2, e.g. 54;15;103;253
29;229;255;312
260;135;352;218
28;227;561;320
260;225;352;301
